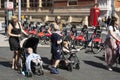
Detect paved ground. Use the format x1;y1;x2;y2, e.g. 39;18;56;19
0;47;120;80
0;29;120;80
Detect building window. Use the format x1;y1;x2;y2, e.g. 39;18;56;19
42;0;53;7
1;0;5;8
21;0;27;8
68;0;78;6
30;0;39;8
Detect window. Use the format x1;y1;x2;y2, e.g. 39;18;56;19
30;0;39;8
21;0;27;8
42;0;53;7
68;0;78;6
1;0;5;8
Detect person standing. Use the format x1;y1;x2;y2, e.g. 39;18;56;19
105;16;120;71
50;25;62;74
48;16;63;35
106;16;111;27
7;16;28;70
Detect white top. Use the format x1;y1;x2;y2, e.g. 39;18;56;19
107;25;119;39
25;53;41;72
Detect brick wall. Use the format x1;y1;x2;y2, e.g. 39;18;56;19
54;1;67;7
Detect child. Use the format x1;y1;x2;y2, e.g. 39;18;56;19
62;41;80;54
25;47;43;73
62;41;80;63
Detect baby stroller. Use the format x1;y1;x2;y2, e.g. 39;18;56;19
20;36;44;77
59;40;80;71
116;41;120;67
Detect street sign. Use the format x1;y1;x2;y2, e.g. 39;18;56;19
4;1;14;10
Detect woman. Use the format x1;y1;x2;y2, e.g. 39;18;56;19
105;16;120;71
7;16;28;70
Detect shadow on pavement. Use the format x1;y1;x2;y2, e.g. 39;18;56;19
0;61;11;68
94;56;105;61
41;57;51;71
83;60;106;70
112;67;120;73
84;48;93;54
42;57;51;65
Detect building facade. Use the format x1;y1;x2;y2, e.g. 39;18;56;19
98;0;120;17
0;0;96;24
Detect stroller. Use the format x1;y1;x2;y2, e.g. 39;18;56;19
59;40;80;71
20;36;44;77
116;41;120;67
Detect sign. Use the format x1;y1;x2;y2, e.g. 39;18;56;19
4;1;14;10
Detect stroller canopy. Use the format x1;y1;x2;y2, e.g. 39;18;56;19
21;37;39;53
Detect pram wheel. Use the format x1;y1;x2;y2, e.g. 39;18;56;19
67;63;73;72
26;71;32;77
36;70;44;76
75;63;80;70
34;64;44;76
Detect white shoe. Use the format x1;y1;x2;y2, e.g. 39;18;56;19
108;68;113;71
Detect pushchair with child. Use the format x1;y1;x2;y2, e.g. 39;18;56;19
116;41;120;67
59;40;80;72
19;36;44;77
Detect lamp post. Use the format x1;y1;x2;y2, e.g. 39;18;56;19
18;0;21;22
111;0;115;16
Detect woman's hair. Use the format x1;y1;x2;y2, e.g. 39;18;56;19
109;16;117;31
83;25;88;29
10;15;18;27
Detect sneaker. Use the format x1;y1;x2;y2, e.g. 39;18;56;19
50;67;59;74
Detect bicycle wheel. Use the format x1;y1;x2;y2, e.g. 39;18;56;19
91;41;102;54
76;40;85;49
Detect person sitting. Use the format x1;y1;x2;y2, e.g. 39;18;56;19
62;41;80;65
62;41;80;54
25;47;43;73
